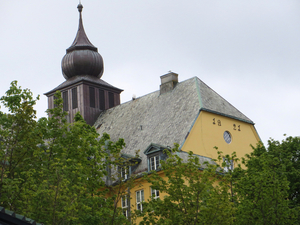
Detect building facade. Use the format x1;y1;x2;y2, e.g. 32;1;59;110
46;3;260;222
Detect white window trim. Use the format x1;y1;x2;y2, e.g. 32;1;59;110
223;158;234;172
136;190;144;211
151;188;160;200
149;155;160;171
121;167;128;180
121;196;128;218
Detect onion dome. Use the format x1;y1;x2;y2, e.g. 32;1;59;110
61;4;104;80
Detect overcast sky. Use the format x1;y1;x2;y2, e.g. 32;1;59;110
2;1;300;145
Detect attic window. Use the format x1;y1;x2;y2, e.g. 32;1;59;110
121;166;128;180
118;154;142;178
149;156;159;171
144;144;170;172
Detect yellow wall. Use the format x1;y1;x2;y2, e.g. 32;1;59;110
119;172;167;224
182;111;260;160
119;111;260;223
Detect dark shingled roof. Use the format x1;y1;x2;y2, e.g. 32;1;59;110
0;207;42;225
44;75;122;95
94;77;253;173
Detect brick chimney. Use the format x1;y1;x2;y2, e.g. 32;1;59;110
160;72;178;94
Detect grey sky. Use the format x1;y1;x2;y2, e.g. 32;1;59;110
2;1;300;145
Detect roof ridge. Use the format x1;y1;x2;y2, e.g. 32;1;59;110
194;77;203;108
95;77;199;125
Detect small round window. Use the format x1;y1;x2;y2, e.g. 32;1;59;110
223;131;232;144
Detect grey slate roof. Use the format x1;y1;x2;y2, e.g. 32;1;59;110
95;77;253;174
196;78;253;124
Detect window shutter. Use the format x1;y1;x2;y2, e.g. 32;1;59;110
99;89;105;110
109;92;114;108
89;87;95;108
62;91;68;111
72;87;78;109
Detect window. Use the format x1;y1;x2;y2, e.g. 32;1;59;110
121;196;128;218
62;91;68;112
121;166;128;180
223;158;234;172
145;144;170;172
109;92;114;108
223;131;232;144
151;188;159;200
136;190;144;211
99;89;105;110
72;87;78;109
89;87;95;108
149;155;159;171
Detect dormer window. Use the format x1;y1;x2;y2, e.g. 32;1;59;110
121;166;128;180
144;143;170;172
149;156;159;171
118;154;142;181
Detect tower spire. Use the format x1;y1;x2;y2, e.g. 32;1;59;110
61;3;104;79
66;3;97;53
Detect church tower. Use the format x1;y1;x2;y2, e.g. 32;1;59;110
45;4;122;125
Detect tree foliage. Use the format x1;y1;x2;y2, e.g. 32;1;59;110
265;136;300;208
1;81;299;225
137;140;300;225
0;81;130;225
234;140;299;225
137;145;235;225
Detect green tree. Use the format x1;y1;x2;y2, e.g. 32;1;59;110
0;80;42;211
0;81;130;225
137;145;235;225
265;136;300;208
234;142;298;225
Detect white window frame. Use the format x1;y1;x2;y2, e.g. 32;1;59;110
136;190;144;211
121;196;128;218
121;166;128;180
223;158;234;172
151;188;160;200
149;155;159;171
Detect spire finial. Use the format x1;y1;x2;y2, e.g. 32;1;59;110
77;2;83;12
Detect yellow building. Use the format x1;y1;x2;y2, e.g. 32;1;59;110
46;3;260;222
94;72;260;220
